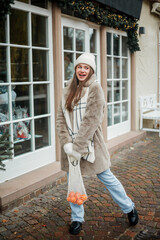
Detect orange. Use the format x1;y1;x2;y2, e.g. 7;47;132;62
81;194;87;201
68;192;75;197
75;192;81;199
76;199;83;205
70;196;76;203
67;196;71;202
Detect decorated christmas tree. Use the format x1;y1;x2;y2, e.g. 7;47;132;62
0;130;13;171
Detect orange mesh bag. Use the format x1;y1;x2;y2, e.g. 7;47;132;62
67;156;88;205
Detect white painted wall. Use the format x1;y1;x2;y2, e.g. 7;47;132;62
135;0;159;129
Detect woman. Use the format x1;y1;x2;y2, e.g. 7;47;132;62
56;53;138;235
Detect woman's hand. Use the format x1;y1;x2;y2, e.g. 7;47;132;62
63;143;81;161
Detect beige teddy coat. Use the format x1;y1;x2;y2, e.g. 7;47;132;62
56;73;111;176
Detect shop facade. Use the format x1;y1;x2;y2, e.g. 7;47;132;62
0;0;159;206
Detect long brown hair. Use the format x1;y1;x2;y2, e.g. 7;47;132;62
65;67;94;111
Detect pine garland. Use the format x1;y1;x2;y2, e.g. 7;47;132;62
0;0;15;22
53;0;140;53
0;130;13;171
0;0;140;52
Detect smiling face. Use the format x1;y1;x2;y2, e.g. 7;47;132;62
76;63;91;82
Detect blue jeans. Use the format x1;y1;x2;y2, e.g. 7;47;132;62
69;168;134;222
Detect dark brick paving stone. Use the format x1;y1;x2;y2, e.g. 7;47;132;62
134;229;160;240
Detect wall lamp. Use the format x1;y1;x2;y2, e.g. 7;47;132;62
139;27;145;35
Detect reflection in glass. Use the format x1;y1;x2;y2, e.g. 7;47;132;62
32;14;47;47
107;81;112;103
114;58;120;78
34;84;48;116
31;0;48;9
114;81;120;102
0;21;6;43
0;124;10;145
63;27;74;50
0;47;7;82
10;9;28;45
107;32;112;55
76;53;81;60
122;81;128;100
11;48;29;82
107;57;112;79
113;34;120;56
114;103;120;124
122;59;128;78
13;85;30;120
122;102;128;122
107;105;112;126
122;36;128;57
14;120;31;156
35;117;49;150
90;28;96;53
16;0;29;3
76;29;85;52
33;50;48;81
64;52;74;80
0;86;9;121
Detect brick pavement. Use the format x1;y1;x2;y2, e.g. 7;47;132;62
0;132;160;240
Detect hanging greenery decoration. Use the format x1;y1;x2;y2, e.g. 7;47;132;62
52;0;140;53
0;0;140;53
0;0;15;22
0;130;13;171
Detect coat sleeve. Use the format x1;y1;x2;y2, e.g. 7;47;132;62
56;100;72;146
73;83;106;154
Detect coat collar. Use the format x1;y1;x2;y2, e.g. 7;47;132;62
83;73;96;87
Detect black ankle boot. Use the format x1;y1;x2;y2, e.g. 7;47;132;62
69;221;82;235
128;208;139;226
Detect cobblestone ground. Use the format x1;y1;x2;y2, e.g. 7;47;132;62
0;132;160;240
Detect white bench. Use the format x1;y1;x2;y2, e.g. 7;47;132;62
139;94;160;136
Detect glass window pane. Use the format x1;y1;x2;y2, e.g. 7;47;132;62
122;81;128;100
0;86;9;120
76;53;81;59
11;48;29;82
76;29;85;52
10;9;28;45
35;117;49;150
107;81;112;103
13;85;30;120
32;14;47;47
16;0;29;3
33;50;48;81
0;47;7;82
107;105;112;126
122;36;128;57
64;52;74;80
114;81;120;102
114;58;120;78
63;27;74;50
107;57;112;79
0;124;10;142
14;120;31;156
113;34;120;56
34;84;48;116
31;0;48;9
107;32;112;55
122;102;128;121
114;103;120;124
0;21;6;43
90;28;96;53
122;59;128;78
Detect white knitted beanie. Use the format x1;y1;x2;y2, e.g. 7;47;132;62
74;53;96;72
